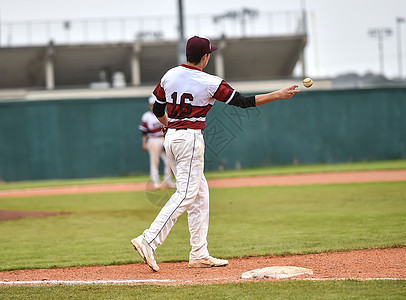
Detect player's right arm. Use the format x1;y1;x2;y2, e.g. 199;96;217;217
213;79;300;108
213;80;255;108
255;85;300;106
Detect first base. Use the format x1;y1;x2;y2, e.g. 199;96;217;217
242;266;313;279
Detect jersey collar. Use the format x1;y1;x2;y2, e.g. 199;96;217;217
181;64;201;71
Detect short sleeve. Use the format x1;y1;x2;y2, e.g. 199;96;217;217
152;81;166;104
212;80;236;103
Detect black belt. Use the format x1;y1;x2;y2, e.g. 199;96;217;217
175;128;204;133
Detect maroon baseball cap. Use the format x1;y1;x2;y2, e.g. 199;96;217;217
186;36;218;57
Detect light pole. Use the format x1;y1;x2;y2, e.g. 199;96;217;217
300;0;307;34
0;5;2;47
213;8;258;38
177;0;186;65
368;28;392;75
63;21;71;43
396;17;405;79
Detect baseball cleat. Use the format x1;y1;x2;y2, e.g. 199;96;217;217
188;256;229;268
164;181;176;189
131;235;160;272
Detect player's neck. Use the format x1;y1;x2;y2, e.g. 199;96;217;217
186;61;204;71
185;54;210;71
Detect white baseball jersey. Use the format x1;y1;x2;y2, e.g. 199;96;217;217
153;64;236;129
139;111;164;138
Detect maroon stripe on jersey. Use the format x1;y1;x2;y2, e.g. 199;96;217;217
213;80;234;102
166;102;175;117
153;81;166;101
181;64;201;71
167;103;213;119
190;105;212;118
149;127;162;134
139;122;147;132
168;120;205;129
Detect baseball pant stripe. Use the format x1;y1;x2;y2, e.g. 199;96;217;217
146;133;197;247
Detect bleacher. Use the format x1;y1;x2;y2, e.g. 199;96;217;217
0;35;307;92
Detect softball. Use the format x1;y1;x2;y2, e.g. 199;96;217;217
303;77;313;88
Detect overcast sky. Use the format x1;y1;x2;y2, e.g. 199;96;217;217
0;0;405;79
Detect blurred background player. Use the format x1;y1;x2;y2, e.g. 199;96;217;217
139;96;175;189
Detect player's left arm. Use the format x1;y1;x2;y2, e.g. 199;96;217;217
152;102;168;127
152;81;168;127
157;113;168;127
142;134;148;151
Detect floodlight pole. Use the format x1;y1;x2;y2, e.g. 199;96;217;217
368;28;392;75
378;31;384;74
300;0;306;30
300;0;307;78
177;0;186;65
396;17;405;79
0;5;2;47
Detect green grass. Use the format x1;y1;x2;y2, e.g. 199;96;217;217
1;280;405;299
0;159;405;190
0;175;150;191
1;165;405;298
0;182;405;271
205;159;406;179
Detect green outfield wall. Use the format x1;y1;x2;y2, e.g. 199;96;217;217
0;88;405;181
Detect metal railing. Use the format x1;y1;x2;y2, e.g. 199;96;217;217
0;10;305;47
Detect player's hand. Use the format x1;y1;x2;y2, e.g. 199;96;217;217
162;126;168;137
278;85;300;99
142;144;148;151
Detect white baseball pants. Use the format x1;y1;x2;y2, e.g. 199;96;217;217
143;128;210;260
147;137;172;186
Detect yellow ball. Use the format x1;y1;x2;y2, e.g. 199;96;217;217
303;77;313;88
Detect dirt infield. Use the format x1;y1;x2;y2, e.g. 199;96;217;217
0;210;71;220
1;248;405;285
0;169;405;199
0;170;405;285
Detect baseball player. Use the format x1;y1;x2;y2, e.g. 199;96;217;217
139;96;175;189
132;35;300;272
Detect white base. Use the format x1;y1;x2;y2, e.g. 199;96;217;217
242;266;313;279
